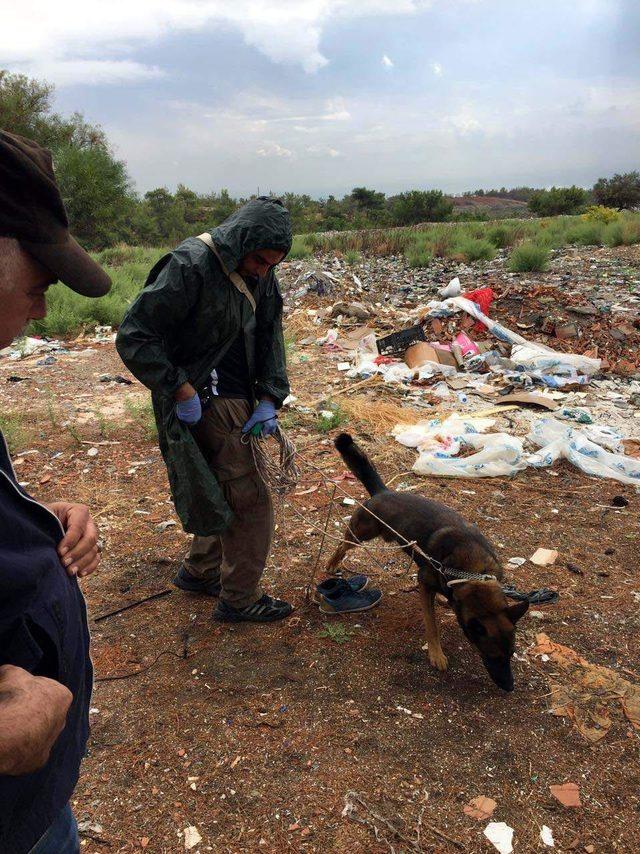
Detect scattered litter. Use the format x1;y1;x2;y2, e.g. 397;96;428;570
36;355;57;366
463;795;497;821
183;825;202;849
439;277;462;299
342;497;356;506
530;548;558;567
93;325;116;343
99;374;133;385
1;336;64;360
483;821;514;854
533;633;640;742
86;447;99;457
549;782;581;808
540;825;555;847
156;520;177;532
331;301;372;321
508;557;526;567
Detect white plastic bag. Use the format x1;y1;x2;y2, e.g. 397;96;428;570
527;418;640;486
413;432;526;478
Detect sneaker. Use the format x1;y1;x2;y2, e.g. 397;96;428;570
172;565;222;597
313;574;369;603
318;582;383;614
213;594;294;623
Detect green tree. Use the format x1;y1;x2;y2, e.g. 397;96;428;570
593;172;640;210
54;145;134;248
528;186;588;216
389;190;453;225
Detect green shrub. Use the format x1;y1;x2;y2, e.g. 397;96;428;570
582;205;619;224
406;246;433;268
288;235;313;259
486;225;516;248
457;238;496;263
316;406;346;433
0;414;30;453
344;249;361;265
508;242;549;272
603;221;626;247
98;244;151;266
528;186;588;216
565;222;605;246
621;218;640;245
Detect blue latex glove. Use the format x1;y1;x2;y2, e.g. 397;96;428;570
242;399;278;437
175;393;202;425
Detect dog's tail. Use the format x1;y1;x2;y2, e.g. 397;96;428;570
334;433;388;496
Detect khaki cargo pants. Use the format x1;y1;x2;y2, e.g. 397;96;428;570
183;398;274;608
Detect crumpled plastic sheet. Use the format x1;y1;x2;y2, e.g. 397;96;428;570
528;418;640;485
393;416;527;478
394;416;640;484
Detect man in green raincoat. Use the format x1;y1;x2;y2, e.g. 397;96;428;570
116;197;294;622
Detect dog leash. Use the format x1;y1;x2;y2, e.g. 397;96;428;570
419;552;559;604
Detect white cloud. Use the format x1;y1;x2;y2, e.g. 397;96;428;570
322;97;351;121
14;59;164;86
381;54;394;68
431;61;443;76
1;0;434;83
306;144;342;157
256;141;294;158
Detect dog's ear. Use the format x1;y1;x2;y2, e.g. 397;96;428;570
506;600;529;624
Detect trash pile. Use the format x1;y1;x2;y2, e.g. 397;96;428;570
281;257;640;487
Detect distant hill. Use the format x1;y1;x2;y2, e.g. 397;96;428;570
452;194;531;218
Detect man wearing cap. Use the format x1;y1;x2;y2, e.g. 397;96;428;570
0;130;110;853
116;198;294;623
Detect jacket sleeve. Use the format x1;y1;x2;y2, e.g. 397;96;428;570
254;274;290;408
115;254;200;397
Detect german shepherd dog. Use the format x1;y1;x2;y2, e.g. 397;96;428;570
326;434;529;691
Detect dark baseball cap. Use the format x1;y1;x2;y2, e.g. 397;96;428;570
0;130;111;297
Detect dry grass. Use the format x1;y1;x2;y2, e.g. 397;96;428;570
337;396;424;435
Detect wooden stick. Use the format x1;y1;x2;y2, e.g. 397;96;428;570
94;589;172;622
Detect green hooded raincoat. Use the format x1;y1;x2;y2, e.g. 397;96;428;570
115;198;292;536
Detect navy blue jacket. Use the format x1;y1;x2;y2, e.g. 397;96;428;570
0;430;92;853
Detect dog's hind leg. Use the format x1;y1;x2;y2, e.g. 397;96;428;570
418;581;448;671
325;506;381;572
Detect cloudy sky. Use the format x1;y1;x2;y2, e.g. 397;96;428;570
2;1;638;197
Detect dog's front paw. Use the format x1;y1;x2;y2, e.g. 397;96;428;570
428;647;448;671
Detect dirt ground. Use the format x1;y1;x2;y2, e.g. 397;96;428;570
2;245;640;853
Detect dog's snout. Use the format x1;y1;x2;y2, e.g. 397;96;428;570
483;657;514;692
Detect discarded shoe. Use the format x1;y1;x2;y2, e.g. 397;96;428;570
314;574;369;603
172;565;222;597
213;594;294;623
318;581;382;614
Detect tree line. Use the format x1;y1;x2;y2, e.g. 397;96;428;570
1;70;638;250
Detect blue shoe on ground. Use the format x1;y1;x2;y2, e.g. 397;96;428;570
317;580;382;614
172;565;222;597
314;574;369;603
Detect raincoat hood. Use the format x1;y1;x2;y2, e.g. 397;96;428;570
210;196;292;274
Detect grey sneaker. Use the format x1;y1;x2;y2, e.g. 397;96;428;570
213;594;294;623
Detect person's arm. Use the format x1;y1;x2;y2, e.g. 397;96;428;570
254;273;290;407
115;253;202;399
0;665;72;775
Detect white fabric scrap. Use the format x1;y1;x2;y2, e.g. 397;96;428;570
540;825;555;847
484;821;514;854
